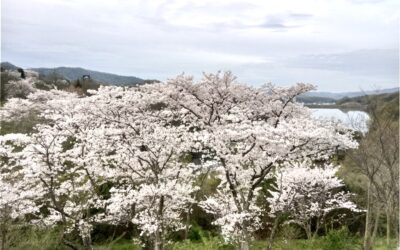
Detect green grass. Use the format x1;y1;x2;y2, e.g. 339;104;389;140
89;237;398;250
5;228;398;250
373;238;398;250
93;240;141;250
4;226;67;250
172;237;233;250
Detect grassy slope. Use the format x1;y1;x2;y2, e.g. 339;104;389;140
91;237;398;250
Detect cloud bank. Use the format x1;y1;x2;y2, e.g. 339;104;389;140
1;0;399;91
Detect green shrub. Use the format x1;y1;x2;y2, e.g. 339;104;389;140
188;224;203;242
6;226;67;250
277;224;304;240
321;227;360;250
172;237;233;250
93;239;141;250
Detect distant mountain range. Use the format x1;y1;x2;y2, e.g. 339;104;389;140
300;88;399;101
1;62;398;93
1;62;19;71
1;62;144;86
30;67;144;86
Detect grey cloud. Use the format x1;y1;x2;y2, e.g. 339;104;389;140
258;18;298;30
229;58;398;92
348;0;386;4
178;2;258;13
137;6;311;32
255;13;312;30
288;13;313;19
2;0;397;92
135;2;259;32
286;49;399;77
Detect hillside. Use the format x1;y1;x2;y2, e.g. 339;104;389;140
296;95;336;104
304;91;399;112
30;66;144;86
0;61;19;71
336;91;399;106
336;91;399;116
300;88;399;102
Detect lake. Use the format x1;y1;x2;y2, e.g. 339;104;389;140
312;108;369;132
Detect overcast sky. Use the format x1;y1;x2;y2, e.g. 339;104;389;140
1;0;399;91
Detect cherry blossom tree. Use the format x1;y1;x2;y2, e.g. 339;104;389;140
166;71;357;250
55;85;201;250
268;162;359;242
0;134;39;250
3;71;36;99
0;88;77;121
1;69;54;101
0;90;104;250
0;127;104;250
0;83;201;250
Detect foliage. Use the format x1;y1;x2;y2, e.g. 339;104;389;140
341;93;399;250
334;91;399;112
4;226;67;250
1;71;18;105
321;227;359;250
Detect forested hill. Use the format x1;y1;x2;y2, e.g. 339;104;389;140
336;91;399;106
30;66;144;86
300;88;399;100
336;91;399;118
300;89;399;105
0;61;19;71
303;90;399;114
298;88;400;104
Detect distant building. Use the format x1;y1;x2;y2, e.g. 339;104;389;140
82;75;91;80
143;79;161;84
17;68;26;79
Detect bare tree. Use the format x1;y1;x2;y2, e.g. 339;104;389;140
346;94;399;250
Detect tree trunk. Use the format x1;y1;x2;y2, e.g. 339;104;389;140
239;226;250;250
62;238;79;250
155;196;164;250
1;224;7;250
184;206;191;240
312;217;321;239
240;240;250;250
154;230;163;250
304;223;312;240
82;235;93;250
371;206;380;246
363;181;372;250
386;207;391;248
395;206;399;249
266;217;280;250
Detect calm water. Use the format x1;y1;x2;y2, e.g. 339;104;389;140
312;109;369;132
